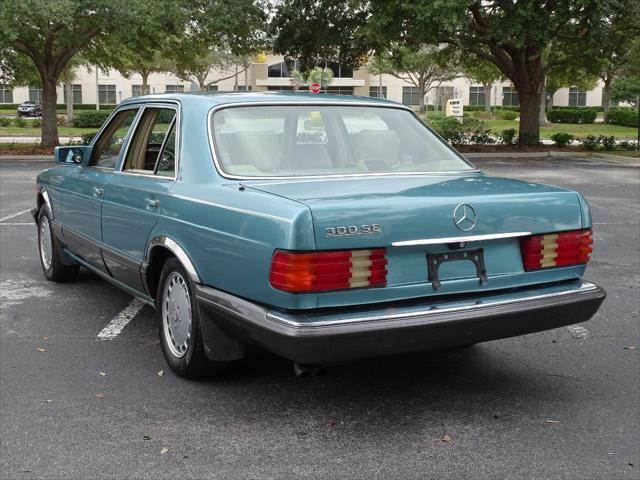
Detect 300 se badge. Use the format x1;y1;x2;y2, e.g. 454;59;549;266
325;224;383;237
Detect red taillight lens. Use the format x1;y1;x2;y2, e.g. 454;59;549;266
520;229;593;271
270;249;388;293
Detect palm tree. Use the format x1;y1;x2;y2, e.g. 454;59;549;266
290;67;334;91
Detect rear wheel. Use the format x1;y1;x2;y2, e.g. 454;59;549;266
157;258;228;379
37;207;79;282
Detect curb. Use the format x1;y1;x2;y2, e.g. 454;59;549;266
463;151;639;165
0;155;53;161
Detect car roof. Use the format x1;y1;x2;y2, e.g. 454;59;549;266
119;91;403;108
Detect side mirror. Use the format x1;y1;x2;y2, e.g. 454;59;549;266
54;146;93;165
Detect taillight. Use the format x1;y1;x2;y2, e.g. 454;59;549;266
269;249;388;293
520;229;593;271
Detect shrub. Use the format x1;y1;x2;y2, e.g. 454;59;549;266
617;141;637;151
499;128;517;145
0;117;11;127
13;117;27;127
71;110;111;128
547;108;597;124
607;107;638;127
550;132;574;147
469;128;495;144
430;117;466;145
67;131;97;146
599;135;616;151
500;111;518;121
30;118;42;128
581;135;600;151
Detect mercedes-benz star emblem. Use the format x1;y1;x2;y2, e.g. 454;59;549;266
453;203;477;232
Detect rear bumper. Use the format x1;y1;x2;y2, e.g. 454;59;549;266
196;280;605;364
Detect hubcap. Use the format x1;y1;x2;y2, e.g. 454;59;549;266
39;216;52;271
162;272;192;358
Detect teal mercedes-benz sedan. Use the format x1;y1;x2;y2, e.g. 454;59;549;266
33;92;605;378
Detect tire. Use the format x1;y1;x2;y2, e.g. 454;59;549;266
157;257;228;379
37;206;79;282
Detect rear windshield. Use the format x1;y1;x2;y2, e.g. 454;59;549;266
210;105;473;177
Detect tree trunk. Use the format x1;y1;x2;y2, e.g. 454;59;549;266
539;84;547;127
141;71;150;95
601;78;612;123
418;80;426;113
546;89;556;112
517;88;542;145
41;77;60;147
484;84;491;112
64;68;74;123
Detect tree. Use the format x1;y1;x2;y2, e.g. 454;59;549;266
373;45;458;113
610;37;640;107
0;0;143;146
461;57;502;113
290;66;334;91
173;49;253;91
272;0;629;145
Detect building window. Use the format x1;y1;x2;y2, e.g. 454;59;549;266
369;86;387;98
469;86;485;106
267;86;294;91
164;84;185;94
0;85;14;104
131;85;144;97
206;85;219;92
268;59;300;78
29;87;43;103
402;86;421;106
568;87;587;107
324;61;353;78
234;85;251;91
502;87;519;107
98;84;116;104
326;86;354;95
63;84;82;104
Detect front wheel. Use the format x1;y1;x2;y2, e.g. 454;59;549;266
37;207;79;282
157;258;228;379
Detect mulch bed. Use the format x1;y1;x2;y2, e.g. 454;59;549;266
454;144;586;153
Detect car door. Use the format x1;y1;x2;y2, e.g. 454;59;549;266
101;105;179;293
62;107;140;271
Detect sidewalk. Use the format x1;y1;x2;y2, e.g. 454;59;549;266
0;136;80;143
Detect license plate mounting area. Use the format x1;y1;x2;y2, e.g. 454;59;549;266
427;248;488;291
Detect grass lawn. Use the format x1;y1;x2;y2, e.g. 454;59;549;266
486;119;638;139
0;126;96;137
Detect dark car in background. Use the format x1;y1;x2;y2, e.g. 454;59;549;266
17;101;42;117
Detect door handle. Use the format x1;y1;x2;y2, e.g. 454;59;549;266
144;198;160;210
92;187;103;197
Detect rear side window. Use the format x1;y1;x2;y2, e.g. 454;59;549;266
91;109;139;169
122;108;177;176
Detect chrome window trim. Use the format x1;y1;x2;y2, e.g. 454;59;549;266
392;231;532;247
206;101;480;181
116;102;180;181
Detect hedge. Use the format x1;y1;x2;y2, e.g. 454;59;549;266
607;107;638;128
552;106;603;113
547;108;597;124
71;110;112;128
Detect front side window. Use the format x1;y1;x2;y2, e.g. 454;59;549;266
211;105;472;177
122;107;177;176
90;109;139;169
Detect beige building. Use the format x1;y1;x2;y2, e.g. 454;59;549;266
1;54;605;109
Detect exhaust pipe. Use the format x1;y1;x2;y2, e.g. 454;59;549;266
293;363;325;378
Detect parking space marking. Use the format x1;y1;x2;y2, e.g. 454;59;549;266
97;299;146;340
0;222;33;226
0;209;32;222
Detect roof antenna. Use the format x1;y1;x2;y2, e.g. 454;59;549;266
238;181;245;191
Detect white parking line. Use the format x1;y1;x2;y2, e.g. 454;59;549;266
0;222;33;226
97;299;146;340
0;209;31;222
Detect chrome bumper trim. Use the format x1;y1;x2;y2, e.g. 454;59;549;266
265;282;601;328
391;231;531;247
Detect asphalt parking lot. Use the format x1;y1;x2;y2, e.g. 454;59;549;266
1;155;638;479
